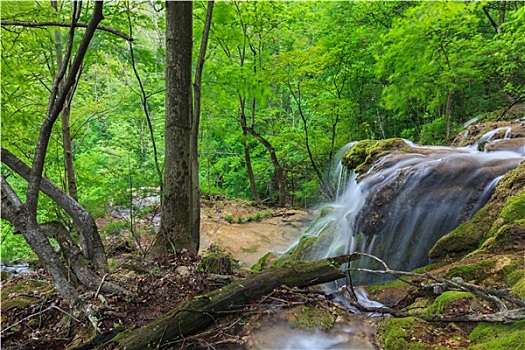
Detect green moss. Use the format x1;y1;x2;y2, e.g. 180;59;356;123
319;206;335;218
251;252;275;272
507;269;525;287
1;280;51;311
342;138;408;174
199;248;238;274
444;258;497;283
511;276;525;300
285;305;335;331
378;317;446;350
499;191;525;225
424;291;473;315
469;320;525;349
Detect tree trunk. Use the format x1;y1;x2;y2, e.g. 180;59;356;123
238;97;262;203
91;254;359;350
245;126;287;206
445;90;453;140
242;127;261;202
52;0;79;202
192;1;214;247
154;1;197;255
290;82;334;200
0;3;120;316
1;148;107;273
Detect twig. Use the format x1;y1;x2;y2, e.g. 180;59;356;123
94;273;109;300
0;305;83;335
0;20;133;41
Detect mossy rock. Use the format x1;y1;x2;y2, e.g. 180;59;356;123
511;275;525;300
430;162;525;260
285;305;335;331
378;317;448;350
251;252;281;272
444;255;522;286
1;279;51;312
423;291;473;315
342;138;409;175
199;246;238;275
468;320;525;349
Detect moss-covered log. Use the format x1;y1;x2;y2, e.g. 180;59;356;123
93;254;359;350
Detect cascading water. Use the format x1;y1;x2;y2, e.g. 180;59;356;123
293;134;523;285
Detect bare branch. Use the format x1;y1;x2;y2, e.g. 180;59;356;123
0;20;133;41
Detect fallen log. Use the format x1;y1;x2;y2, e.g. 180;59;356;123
91;253;359;350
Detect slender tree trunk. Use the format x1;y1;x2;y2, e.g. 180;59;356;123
245;126;286;206
192;1;214;246
242;127;261;203
238;98;262;203
0;1;107;310
290;82;334;200
154;1;197;255
446;90;453;140
52;1;79;201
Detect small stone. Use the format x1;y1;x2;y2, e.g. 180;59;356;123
175;266;191;276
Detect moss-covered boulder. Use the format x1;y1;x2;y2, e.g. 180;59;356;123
285;305;336;331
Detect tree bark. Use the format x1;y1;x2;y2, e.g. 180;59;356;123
154;1;197;255
238;98;262;203
242;126;262;203
91;254;359;350
52;0;79;202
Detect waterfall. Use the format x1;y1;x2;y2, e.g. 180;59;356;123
295;135;523;285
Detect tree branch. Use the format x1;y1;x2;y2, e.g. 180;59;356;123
0;20;133;41
342;252;525;323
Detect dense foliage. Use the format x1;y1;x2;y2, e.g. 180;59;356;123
1;1;524;261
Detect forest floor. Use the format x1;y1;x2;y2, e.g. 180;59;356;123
1;198;523;349
1;199;333;350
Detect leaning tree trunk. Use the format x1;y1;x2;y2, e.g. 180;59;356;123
0;2;124;312
90;254;359;350
1;148;107;273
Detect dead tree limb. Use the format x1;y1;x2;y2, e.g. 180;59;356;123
87;254;359;350
344;253;525;323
